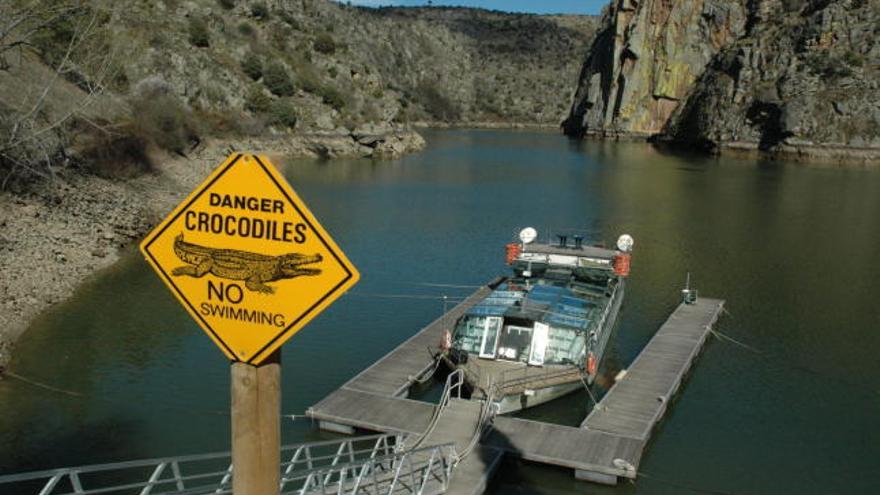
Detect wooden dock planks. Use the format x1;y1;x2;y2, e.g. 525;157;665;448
487;417;644;478
577;297;724;482
308;387;434;434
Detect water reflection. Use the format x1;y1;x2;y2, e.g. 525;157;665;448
1;130;879;494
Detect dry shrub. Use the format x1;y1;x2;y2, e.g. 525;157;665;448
127;77;200;154
75;122;153;178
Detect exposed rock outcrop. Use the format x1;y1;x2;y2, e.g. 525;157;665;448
563;0;747;137
661;0;880;162
564;0;880;163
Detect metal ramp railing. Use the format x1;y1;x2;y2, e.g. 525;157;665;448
0;434;456;495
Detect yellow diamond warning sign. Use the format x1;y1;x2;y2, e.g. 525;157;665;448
140;153;359;364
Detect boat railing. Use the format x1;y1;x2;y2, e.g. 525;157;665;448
495;365;583;396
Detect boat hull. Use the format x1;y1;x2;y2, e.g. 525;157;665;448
494;381;582;414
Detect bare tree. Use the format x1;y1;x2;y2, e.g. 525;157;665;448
0;1;120;187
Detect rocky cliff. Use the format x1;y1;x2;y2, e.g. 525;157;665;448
562;0;747;137
663;0;880;161
564;0;880;163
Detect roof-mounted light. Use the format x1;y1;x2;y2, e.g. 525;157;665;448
519;227;537;244
617;234;634;253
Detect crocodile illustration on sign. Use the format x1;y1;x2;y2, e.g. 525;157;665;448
171;234;322;294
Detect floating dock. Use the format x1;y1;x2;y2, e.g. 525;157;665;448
307;278;724;492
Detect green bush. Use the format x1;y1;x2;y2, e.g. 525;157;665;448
188;17;210;47
250;2;269;20
313;32;336;55
237;21;255;36
415;81;461;121
269;99;298;128
244;85;272;113
217;0;235;9
317;85;347;111
278;10;301;29
241;51;263;80
263;61;295;96
327;66;338;79
844;50;864;67
299;72;321;94
203;82;227;105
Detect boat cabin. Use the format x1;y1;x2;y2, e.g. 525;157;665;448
452;276;616;367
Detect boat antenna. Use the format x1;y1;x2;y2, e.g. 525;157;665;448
681;272;698;305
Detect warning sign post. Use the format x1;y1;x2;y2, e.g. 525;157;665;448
140;153;359;495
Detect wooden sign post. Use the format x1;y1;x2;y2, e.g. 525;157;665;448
232;351;281;495
139;154;359;493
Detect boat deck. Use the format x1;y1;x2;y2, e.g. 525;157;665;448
307;281;725;491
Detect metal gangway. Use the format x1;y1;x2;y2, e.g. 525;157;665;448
0;433;456;495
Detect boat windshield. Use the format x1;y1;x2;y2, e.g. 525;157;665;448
453;315;586;366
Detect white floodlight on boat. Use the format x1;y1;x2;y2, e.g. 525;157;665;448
519;227;538;245
617;234;634;252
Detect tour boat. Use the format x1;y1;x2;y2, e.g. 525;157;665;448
441;228;633;413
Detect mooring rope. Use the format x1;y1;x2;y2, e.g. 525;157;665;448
2;370;230;416
576;369;604;411
406;282;482;289
410;351;443;386
347;291;466;302
285;413;309;422
3;370;85;397
634;470;742;495
709;323;879;396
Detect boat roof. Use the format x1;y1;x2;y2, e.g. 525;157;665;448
465;281;604;331
523;243;618;260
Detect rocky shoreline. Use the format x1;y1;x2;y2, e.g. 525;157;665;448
0;129;425;371
579;131;880;165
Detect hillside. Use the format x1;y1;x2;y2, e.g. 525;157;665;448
0;0;598;185
563;0;880;163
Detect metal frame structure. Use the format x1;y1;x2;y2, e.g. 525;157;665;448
0;434;456;495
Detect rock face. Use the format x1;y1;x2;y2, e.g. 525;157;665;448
563;0;747;137
663;0;880;160
565;0;880;163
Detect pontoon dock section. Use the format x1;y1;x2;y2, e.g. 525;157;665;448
307;277;724;491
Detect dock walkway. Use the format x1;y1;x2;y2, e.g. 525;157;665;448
307;280;724;492
575;298;725;483
341;281;498;399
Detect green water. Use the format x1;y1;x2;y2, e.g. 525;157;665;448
2;130;879;493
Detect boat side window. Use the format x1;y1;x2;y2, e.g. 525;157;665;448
454;316;486;354
479;316;502;359
544;326;583;365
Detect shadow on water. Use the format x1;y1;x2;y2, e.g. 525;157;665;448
481;426;522;494
0;417;141;494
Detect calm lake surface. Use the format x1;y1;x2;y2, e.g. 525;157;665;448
2;130;879;494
